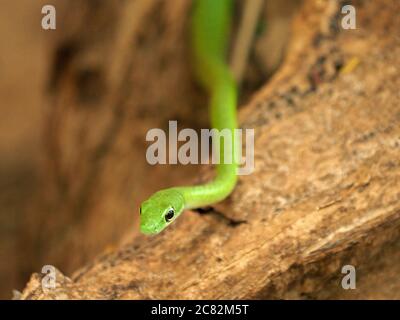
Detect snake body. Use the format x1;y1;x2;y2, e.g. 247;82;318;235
140;0;237;234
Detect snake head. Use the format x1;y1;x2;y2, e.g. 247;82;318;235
140;189;185;235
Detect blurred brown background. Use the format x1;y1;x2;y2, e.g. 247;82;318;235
0;0;50;298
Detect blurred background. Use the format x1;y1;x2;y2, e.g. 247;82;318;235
0;0;51;298
0;0;302;298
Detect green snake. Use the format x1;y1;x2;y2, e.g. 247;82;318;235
140;0;238;235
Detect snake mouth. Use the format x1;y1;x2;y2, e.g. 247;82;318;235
140;222;163;235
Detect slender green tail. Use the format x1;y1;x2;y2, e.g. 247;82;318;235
140;0;238;234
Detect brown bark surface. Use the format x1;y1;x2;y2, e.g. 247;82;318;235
20;0;400;299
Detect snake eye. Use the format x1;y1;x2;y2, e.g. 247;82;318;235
165;208;175;222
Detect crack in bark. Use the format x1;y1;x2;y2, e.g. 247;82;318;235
193;206;247;227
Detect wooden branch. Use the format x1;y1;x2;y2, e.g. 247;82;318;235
21;0;400;299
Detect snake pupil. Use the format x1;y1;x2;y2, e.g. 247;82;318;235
165;209;175;222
